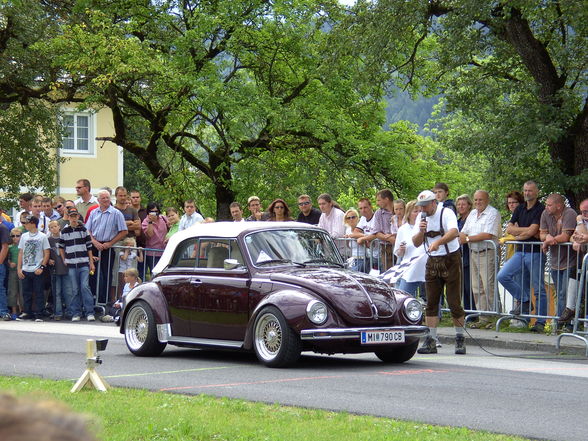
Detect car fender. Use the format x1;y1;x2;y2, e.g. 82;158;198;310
243;288;342;349
119;282;171;334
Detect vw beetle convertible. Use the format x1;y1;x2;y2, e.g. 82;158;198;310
120;222;427;367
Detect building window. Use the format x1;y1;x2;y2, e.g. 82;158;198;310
61;112;94;155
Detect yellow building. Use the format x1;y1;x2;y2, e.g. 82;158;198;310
58;106;123;200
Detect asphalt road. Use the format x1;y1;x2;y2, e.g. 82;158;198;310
1;321;587;441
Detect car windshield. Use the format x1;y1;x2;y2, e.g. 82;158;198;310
245;229;343;267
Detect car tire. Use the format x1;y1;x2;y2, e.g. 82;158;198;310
375;341;418;363
124;300;166;356
253;306;301;367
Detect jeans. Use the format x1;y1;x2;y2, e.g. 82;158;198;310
0;264;8;315
51;273;72;317
21;271;45;318
551;268;574;317
68;266;95;317
350;258;366;273
397;278;424;298
497;250;547;323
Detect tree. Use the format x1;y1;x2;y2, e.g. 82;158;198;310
47;0;390;219
343;0;588;205
0;1;78;205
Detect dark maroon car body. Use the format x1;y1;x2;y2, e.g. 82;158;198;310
120;222;427;367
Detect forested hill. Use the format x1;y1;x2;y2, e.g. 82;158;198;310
385;91;438;134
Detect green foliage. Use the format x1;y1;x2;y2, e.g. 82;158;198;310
0;102;64;207
341;0;588;204
0;1;72;205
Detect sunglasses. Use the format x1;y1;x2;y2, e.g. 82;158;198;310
55;204;64;209
345;215;358;220
11;234;21;238
298;201;310;206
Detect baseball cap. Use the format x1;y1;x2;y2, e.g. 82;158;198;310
24;215;39;225
416;190;436;206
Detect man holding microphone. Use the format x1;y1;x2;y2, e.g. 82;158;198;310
412;190;467;355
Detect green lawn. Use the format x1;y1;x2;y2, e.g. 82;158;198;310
0;376;528;441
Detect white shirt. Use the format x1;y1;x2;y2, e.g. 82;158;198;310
318;208;345;238
462;205;501;251
421;203;460;256
18;231;50;272
358;214;377;258
74;195;98;205
394;222;427;282
37;212;49;234
179;212;204;231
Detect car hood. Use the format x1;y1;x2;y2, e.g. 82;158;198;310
269;268;397;322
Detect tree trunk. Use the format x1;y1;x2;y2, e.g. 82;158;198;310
210;153;235;221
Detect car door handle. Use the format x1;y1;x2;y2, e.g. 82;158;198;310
190;279;202;285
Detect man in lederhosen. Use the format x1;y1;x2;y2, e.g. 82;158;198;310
413;190;466;354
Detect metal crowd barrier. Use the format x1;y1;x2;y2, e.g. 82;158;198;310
556;252;588;355
92;245;164;314
494;241;581;333
89;237;585;344
461;240;501;325
332;238;396;274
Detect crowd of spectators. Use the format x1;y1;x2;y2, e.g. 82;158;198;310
0;178;586;334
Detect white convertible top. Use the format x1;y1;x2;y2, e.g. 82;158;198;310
152;221;320;275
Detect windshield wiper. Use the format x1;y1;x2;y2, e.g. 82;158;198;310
302;258;344;268
257;259;305;267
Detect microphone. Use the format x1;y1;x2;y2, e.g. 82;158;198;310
421;212;427;221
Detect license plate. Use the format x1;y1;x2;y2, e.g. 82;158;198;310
361;330;405;344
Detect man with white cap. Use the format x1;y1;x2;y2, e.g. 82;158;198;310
412;189;466;354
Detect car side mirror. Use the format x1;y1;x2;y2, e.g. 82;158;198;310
224;258;242;270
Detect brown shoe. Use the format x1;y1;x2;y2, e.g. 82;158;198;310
558;308;575;323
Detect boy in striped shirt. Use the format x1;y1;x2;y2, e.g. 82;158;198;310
59;207;96;321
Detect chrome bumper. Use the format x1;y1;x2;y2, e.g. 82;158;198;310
300;325;429;341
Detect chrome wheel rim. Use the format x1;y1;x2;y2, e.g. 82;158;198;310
254;313;282;361
125;305;149;351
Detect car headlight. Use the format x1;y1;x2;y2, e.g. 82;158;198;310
306;300;328;325
404;298;423;322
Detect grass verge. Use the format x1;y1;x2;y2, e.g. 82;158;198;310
0;376;528;441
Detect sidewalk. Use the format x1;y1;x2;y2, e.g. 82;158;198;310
2;320;588;356
437;326;588;356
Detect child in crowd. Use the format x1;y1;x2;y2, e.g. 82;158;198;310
7;228;23;319
103;268;141;324
59;207;95;322
18;212;28;233
17;215;50;321
117;237;142;299
47;221;71;320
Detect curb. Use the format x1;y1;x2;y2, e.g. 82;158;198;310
436;331;588;356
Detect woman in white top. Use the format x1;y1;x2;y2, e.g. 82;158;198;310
343;208;367;273
393;199;427;297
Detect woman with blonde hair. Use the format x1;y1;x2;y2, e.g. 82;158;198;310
392;200;426;296
343;208;367;272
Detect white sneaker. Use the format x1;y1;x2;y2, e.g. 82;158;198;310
100;315;114;323
34;318;43;322
87;314;95;322
72;316;81;322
